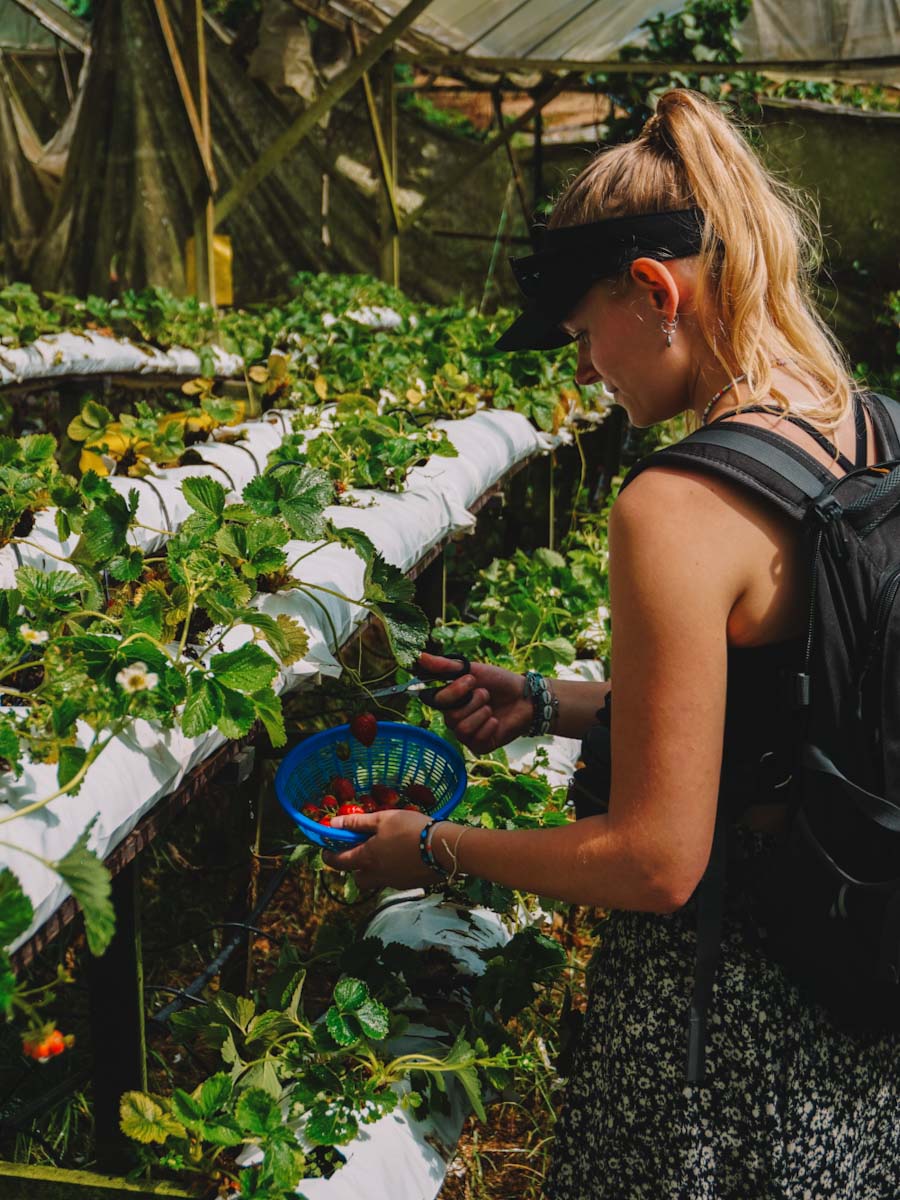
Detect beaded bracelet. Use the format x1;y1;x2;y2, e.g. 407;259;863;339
418;819;449;877
523;670;559;737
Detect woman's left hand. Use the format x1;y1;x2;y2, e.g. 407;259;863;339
321;809;438;891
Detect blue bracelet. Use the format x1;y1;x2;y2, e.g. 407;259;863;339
418;819;448;876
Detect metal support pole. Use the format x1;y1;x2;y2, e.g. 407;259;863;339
86;860;147;1174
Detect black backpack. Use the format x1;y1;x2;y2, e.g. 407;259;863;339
619;390;900;1082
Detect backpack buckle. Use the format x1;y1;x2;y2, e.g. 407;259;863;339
811;493;843;524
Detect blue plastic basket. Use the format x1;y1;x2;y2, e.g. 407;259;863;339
275;721;468;850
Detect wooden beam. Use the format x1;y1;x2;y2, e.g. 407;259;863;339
399;51;900;77
214;0;437;227
151;0;216;193
0;1160;195;1198
399;72;577;234
12;0;89;53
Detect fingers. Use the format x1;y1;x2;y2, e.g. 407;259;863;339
428;673;477;712
322;842;369;871
331;812;380;834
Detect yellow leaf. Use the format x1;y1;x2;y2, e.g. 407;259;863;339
248;365;269;383
406;388;425;404
314;374;329;400
181;378;206;396
79;449;109;476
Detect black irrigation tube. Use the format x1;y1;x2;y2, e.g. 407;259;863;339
148;858;292;1030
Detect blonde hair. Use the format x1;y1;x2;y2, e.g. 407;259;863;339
549;89;856;433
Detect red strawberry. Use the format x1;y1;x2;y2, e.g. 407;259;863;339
350;712;377;747
319;814;334;826
358;796;377;813
330;777;356;805
301;804;323;819
372;784;400;808
337;802;365;815
320;794;338;812
405;783;436;810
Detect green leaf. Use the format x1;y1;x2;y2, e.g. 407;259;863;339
197;1072;233;1116
370;599;429;668
181;475;226;519
355;996;390;1041
264;1135;307;1189
333;976;367;1012
181;673;222;737
217;686;257;740
305;1103;358;1146
235;1088;283;1137
210;644;278;694
238;612;308;667
71;495;131;567
239;1058;281;1098
170;1088;205;1126
251;687;286;748
0;950;16;1016
54;820;114;956
108;549;144;582
119;1092;185;1145
242;473;279;516
57;746;87;791
325;1006;357;1047
15;565;86;614
0;868;33;947
277;466;332;541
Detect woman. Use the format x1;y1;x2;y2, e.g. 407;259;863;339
325;90;900;1197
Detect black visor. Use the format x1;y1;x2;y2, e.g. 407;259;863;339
496;207;705;352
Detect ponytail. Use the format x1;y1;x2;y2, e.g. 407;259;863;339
549;89;855;432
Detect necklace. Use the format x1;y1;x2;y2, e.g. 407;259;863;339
700;373;747;426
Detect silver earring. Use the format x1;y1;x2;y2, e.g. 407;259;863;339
661;314;679;347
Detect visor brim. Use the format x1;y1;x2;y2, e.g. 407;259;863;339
494;306;575;352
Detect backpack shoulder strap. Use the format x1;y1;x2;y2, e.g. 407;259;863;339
621;423;835;521
864;392;900;459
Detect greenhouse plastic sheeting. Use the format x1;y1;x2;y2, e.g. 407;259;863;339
0;330;244;386
237;894;513;1198
2;407;552;952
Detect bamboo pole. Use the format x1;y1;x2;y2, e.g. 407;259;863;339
214;0;436;227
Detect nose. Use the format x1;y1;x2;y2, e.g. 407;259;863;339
574;340;600;387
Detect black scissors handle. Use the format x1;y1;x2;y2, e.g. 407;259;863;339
414;653;472;709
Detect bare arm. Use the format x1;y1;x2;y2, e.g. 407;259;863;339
329;468;748;912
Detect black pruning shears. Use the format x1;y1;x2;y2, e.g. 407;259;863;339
367;653;472;709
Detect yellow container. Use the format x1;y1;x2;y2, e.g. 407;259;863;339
185;234;233;306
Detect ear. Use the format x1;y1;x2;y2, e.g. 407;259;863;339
628;257;680;321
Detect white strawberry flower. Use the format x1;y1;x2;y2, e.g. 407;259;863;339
116;662;159;693
19;625;49;645
426;429;443;442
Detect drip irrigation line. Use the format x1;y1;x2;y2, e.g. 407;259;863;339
150;859;291;1029
143;921;278;956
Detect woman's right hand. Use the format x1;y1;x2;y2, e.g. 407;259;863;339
417;652;532;754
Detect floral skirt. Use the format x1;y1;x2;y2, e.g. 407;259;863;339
545;842;900;1200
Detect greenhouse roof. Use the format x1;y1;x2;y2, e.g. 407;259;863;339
327;0;900;81
0;0;88;52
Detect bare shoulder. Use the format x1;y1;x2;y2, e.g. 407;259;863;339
611;458;806;645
